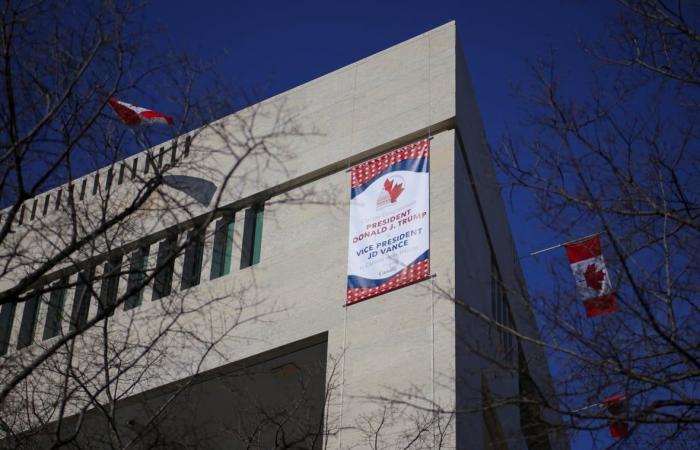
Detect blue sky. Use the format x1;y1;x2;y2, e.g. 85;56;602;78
140;1;620;447
141;0;616;252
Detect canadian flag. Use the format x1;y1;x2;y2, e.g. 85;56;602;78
564;235;618;317
108;98;174;125
602;393;629;439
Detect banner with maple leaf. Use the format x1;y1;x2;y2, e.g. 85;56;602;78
564;235;618;317
346;139;430;305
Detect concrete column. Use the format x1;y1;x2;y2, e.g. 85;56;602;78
200;220;217;284
88;263;103;322
59;272;78;338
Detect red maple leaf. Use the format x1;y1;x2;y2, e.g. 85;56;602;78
584;263;605;291
383;178;404;203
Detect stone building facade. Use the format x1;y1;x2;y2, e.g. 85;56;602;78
0;22;565;450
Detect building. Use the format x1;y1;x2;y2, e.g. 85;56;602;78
0;22;566;449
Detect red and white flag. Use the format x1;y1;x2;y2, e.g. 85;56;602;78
564;235;618;317
108;98;174;125
602;393;629;440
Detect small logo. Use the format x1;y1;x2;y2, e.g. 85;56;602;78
377;176;405;209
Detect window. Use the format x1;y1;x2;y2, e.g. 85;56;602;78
157;147;165;168
79;178;87;200
210;215;235;279
99;256;122;317
68;184;75;206
183;136;191;158
0;302;16;356
153;236;177;300
55;189;62;210
92;173;100;195
491;257;515;360
181;228;205;290
170;141;177;165
131;158;138;180
30;199;38;220
145;152;158;174
70;268;94;331
43;278;67;340
118;163;126;185
125;247;149;310
106;168;114;191
18;204;25;224
240;205;264;269
43;195;51;216
17;293;41;349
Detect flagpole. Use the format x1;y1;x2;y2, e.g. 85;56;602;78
525;231;602;258
570;402;603;414
528;242;566;257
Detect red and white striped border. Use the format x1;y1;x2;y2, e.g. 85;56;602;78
346;259;430;305
351;139;429;188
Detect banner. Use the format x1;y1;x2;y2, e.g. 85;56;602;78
346;139;430;305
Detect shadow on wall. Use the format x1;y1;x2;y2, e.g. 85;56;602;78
29;340;328;449
163;175;217;206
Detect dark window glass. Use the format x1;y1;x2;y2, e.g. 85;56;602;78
157;147;165;168
211;215;235;279
118;163;126;185
43;195;51;216
43;278;67;340
18;204;25;224
30;199;37;220
240;205;264;269
153;236;177;300
99;256;122;317
0;302;17;355
80;179;87;200
70;268;94;331
92;173;100;195
145;153;158;174
125;247;149;310
67;184;75;206
131;158;138;180
55;189;62;210
491;257;515;361
182;136;191;158
17;293;41;349
181;229;205;290
106;168;114;191
170;141;177;164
